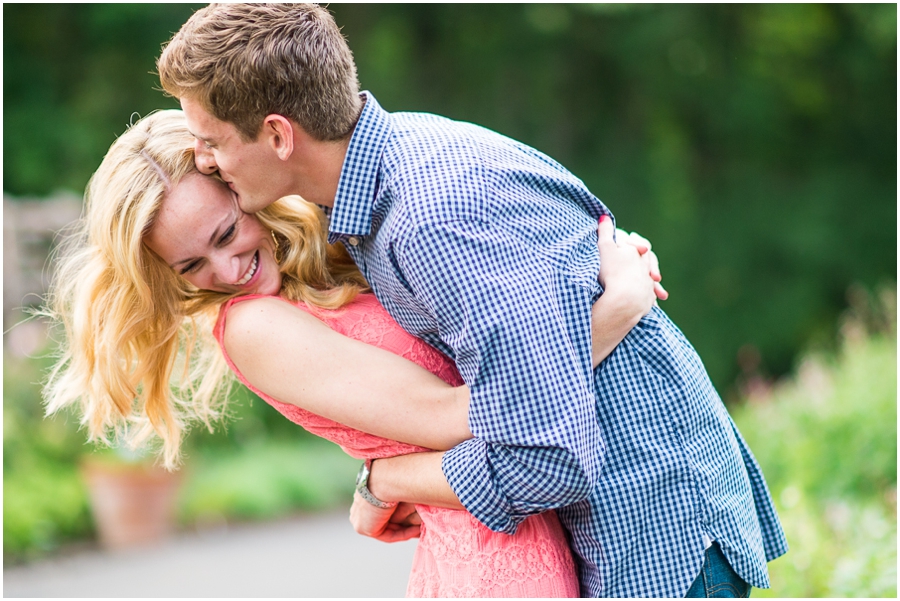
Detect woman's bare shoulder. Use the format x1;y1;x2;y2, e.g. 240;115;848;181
223;297;326;355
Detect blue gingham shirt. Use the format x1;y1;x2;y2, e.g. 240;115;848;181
329;93;787;597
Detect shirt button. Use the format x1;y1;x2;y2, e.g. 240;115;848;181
347;236;360;247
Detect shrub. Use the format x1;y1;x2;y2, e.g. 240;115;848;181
733;289;896;597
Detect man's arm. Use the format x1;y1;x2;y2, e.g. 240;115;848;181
388;218;604;534
349;451;456;542
350;218;664;540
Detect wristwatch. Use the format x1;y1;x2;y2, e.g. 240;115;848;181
355;459;398;509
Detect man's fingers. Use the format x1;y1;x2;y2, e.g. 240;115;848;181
349;491;398;538
389;503;421;526
376;523;421;542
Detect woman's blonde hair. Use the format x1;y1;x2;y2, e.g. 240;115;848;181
43;109;367;469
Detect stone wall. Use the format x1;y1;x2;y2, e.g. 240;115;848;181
4;193;83;353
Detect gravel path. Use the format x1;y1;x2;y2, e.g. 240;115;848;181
4;511;417;598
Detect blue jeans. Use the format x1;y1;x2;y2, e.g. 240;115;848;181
685;542;752;598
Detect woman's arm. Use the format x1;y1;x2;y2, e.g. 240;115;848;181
225;219;661;454
223;297;472;451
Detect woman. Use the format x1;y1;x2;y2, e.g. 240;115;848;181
44;110;660;597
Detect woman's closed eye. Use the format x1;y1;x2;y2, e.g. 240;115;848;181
177;217;238;275
218;223;236;245
180;260;201;275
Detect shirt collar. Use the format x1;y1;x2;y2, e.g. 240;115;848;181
327;91;392;243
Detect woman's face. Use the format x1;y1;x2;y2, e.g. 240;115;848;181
145;172;282;296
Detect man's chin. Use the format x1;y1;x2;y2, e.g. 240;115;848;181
235;193;268;214
235;196;254;213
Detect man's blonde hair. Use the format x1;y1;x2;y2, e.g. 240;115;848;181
43;110;367;469
157;3;362;142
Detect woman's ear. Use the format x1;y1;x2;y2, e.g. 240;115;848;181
263;114;295;161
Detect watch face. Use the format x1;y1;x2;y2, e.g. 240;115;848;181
356;462;368;488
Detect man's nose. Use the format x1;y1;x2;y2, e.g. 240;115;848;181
194;140;218;175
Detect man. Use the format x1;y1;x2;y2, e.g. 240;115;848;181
157;4;786;596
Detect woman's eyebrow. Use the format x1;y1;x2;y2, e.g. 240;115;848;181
171;255;196;269
209;201;241;244
207;219;229;246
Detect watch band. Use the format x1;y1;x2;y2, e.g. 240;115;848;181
355;459;398;509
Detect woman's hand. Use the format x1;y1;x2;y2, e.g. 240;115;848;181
590;216;666;366
599;216;662;317
611;221;668;302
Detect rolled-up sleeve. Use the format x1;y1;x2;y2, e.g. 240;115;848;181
396;219;604;534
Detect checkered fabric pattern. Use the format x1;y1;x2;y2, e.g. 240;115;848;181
328;93;787;597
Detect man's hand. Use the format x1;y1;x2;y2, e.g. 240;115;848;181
349;493;421;543
615;225;668;301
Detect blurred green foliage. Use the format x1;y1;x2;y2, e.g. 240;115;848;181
3;353;93;560
2;3;200;194
732;287;896;597
3;3;896;388
179;437;358;523
3;357;357;561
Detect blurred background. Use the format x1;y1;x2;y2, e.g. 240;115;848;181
3;3;896;597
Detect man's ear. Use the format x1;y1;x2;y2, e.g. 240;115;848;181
262;114;295;161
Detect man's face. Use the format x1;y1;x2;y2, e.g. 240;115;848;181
181;97;287;214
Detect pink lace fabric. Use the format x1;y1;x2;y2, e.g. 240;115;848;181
214;293;579;598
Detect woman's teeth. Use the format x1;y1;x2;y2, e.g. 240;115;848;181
235;253;259;286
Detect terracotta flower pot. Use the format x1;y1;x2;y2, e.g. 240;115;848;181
80;458;183;550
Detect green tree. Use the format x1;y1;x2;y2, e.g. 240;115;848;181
4;4;896;390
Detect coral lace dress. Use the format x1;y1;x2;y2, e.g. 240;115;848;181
214;293;579;598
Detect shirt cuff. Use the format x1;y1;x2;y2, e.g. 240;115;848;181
441;438;522;534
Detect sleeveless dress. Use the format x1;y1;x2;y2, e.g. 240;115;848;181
214;293;579;598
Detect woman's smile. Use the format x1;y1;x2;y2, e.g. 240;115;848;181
144;172;282;296
234;251;260;286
